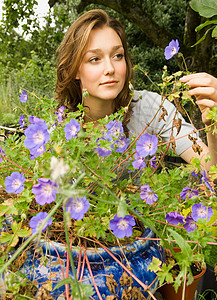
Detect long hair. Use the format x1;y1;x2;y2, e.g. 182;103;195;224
55;9;133;134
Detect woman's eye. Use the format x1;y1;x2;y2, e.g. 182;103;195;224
89;57;100;63
114;53;124;60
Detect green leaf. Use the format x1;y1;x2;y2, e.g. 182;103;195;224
195;20;217;32
212;25;217;37
53;276;74;290
191;27;214;47
190;0;217;18
167;229;193;260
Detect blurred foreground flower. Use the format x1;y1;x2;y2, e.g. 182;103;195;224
164;39;180;60
50;157;69;180
4;172;26;194
29;212;52;234
109;214;136;238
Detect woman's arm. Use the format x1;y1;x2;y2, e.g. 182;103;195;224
180;73;217;172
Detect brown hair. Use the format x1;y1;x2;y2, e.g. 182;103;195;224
55;9;133;133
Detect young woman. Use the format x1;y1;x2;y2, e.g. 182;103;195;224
55;9;217;173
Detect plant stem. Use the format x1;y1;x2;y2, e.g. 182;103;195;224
63;209;82;299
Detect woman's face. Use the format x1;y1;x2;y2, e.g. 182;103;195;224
76;26;127;104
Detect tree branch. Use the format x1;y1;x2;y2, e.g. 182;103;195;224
76;0;175;49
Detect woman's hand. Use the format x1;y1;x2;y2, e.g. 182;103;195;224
180;72;217;125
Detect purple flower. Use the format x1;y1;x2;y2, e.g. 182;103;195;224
19;115;25;128
180;187;199;200
55;106;66;123
106;120;124;139
136;133;158;158
24;121;50;151
150;156;157;168
165;212;185;225
64;119;80;139
201;170;215;192
32;178;58;205
114;135;129;153
29;212;52;234
191;170;199;177
132;152;146;170
20;90;28;103
65;197;90;221
0;146;5;163
191;202;213;222
95;137;112;157
184;216;197;233
140;184;158;205
109;214;136;239
4;172;26;194
29;116;46;124
164;39;180;60
30;144;46;160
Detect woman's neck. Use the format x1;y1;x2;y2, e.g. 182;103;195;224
83;97;115;123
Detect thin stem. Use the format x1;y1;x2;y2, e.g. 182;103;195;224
63;209;82;299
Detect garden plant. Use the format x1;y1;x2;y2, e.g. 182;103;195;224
0;37;217;300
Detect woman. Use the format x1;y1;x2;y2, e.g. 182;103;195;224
55;9;217;173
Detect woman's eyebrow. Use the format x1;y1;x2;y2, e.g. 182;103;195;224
85;45;124;55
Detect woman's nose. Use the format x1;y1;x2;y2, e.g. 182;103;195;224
104;58;115;75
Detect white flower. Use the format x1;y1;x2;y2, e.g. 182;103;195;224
50;157;69;180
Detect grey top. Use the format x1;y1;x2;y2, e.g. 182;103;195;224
127;90;201;156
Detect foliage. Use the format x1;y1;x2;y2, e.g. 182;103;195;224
0;48;217;298
190;0;217;45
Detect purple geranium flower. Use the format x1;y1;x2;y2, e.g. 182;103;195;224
0;146;5;163
20;90;28;103
4;172;26;194
64;119;80;139
109;214;136;239
54;106;66;123
165;212;185;225
30;144;46;160
191;202;213;222
140;184;158;205
95;137;112;157
150;156;157;168
132;152;146;170
29;212;52;234
19;115;25;128
200;170;215;192
65;197;90;221
24;121;50;150
29;116;46;125
191;170;199;177
184;216;197;233
180;187;199;200
32;178;58;205
114;135;129;153
136;133;158;158
164;39;180;60
106;120;124;139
